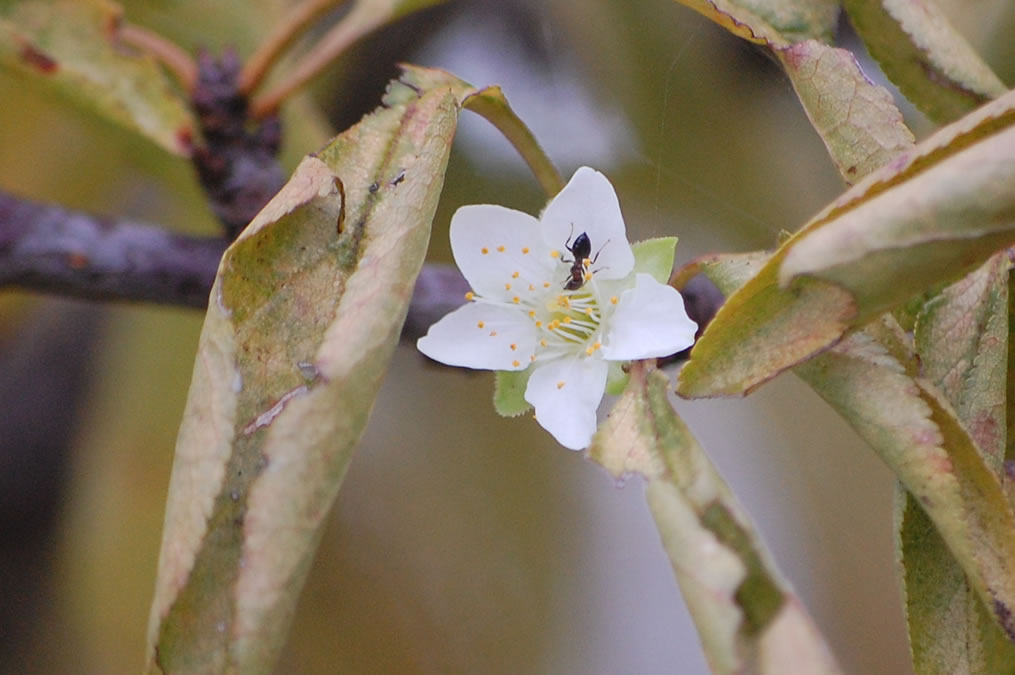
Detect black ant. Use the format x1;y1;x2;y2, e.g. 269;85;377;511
562;225;608;290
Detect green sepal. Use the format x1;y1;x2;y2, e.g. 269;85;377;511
494;368;533;417
605;360;630;396
631;237;678;284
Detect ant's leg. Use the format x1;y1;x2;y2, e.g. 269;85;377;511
590;239;611;265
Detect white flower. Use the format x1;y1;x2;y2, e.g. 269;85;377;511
417;167;697;450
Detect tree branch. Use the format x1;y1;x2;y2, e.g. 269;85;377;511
0;190;722;347
0;190;225;308
0;190;471;341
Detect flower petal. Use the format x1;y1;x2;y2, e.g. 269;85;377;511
417;302;536;370
540;167;634;281
525;356;609;450
451;204;557;300
600;273;698;360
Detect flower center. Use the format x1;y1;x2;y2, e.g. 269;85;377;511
532;281;607;358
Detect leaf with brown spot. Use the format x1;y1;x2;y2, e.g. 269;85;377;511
589;364;843;675
145;65;476;674
0;0;197;155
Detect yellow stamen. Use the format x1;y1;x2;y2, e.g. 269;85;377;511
512;271;519;279
481;247;489;255
610;296;619;305
530;355;536;362
477;321;485;329
583;258;591;269
505;283;511;290
543;282;551;288
528;310;536;318
535;321;543;328
510;344;517;351
585;307;594;315
512;296;520;304
528;284;535;291
465;291;474;301
550;250;560;258
497;245;505;253
522;247;530;254
512;360;520;367
563;316;572;324
556;381;566;390
541;339;548;347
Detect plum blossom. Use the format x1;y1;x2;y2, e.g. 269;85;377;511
417;167;697;450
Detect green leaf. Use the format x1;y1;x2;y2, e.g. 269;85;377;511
898;491;1015;674
844;0;1007;124
494;368;532;417
697;244;1015;650
777;40;915;184
899;252;1015;671
589;365;843;674
779;125;1015;314
678;89;1015;398
0;0;196;156
796;331;1015;642
916;253;1010;469
632;236;678;284
672;0;840;46
1009;267;1015;469
146;65;475;674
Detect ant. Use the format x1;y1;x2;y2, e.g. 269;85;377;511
562;224;608;291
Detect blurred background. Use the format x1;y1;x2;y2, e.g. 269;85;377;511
2;0;1014;672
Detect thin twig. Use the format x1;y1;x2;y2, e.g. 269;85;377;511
118;22;199;92
238;0;352;96
250;0;400;119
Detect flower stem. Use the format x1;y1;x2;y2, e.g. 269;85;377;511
463;86;564;198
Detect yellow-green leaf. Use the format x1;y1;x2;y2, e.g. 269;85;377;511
899;252;1015;671
589;365;843;675
777;40;915;184
916;253;1010;469
780;123;1015;314
844;0;1008;124
0;0;196;156
897;494;1015;675
146;65;473;674
796;332;1015;642
696;246;1015;649
678;89;1015;398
